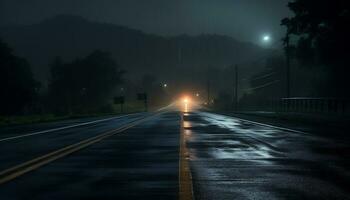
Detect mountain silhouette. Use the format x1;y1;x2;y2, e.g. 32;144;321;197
0;15;268;84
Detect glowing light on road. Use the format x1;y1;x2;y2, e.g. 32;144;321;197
183;97;190;103
163;83;167;88
181;96;191;112
184;103;188;112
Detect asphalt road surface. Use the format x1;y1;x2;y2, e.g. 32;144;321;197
0;106;349;200
184;111;350;200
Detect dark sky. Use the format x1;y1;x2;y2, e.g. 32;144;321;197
0;0;292;44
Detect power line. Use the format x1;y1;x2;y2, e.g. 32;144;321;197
244;80;280;92
250;72;276;81
237;40;284;66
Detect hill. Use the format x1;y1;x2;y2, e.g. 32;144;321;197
0;15;268;85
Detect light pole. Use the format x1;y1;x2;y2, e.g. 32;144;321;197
261;33;291;98
234;65;238;111
285;33;291;98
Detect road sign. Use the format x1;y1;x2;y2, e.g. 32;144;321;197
114;96;125;104
137;93;148;111
114;96;125;113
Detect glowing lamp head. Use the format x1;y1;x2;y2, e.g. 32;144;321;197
262;35;270;42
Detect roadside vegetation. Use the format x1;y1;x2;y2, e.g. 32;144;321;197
0;39;161;127
210;0;350;112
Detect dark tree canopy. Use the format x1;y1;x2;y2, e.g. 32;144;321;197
0;39;39;115
281;0;350;97
282;0;349;64
48;50;125;114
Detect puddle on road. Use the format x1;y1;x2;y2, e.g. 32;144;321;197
211;146;275;160
201;113;281;137
183;112;287;162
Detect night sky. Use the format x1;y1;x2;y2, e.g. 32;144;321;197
0;0;292;44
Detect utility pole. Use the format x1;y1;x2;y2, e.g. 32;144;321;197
285;33;291;98
231;65;235;110
144;96;148;112
206;66;211;104
235;65;238;111
178;46;182;65
207;77;210;104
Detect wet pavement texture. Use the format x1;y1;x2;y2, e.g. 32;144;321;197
0;113;148;171
1;109;350;200
184;111;350;200
0;112;180;200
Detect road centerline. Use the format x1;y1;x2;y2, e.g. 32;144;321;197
179;113;194;200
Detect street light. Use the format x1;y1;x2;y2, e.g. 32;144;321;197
163;83;167;88
262;35;270;42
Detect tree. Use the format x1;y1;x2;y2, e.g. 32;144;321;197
0;39;40;115
48;50;125;114
281;0;350;97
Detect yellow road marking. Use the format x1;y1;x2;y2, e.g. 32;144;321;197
0;113;158;185
179;113;194;200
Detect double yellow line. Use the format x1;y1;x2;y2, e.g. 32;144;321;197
0;111;195;200
179;114;194;200
0;114;155;185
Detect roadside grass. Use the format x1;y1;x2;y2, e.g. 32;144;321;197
0;101;146;127
204;105;350;125
0;114;68;127
206;108;350;133
234;111;350;125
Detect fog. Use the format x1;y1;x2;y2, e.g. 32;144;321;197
1;0;349;116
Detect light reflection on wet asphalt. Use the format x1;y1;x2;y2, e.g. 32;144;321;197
184;111;350;200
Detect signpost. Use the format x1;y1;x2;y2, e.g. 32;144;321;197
114;96;125;113
137;93;148;112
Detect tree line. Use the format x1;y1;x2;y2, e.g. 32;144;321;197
0;39;125;116
281;0;350;97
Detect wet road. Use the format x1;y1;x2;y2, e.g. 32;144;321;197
184;111;350;200
0;108;349;199
0;111;180;200
0;113;149;171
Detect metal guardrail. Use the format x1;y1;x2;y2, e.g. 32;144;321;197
267;98;350;115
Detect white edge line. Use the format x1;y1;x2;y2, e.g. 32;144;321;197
0;113;140;142
201;111;308;134
156;103;176;112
